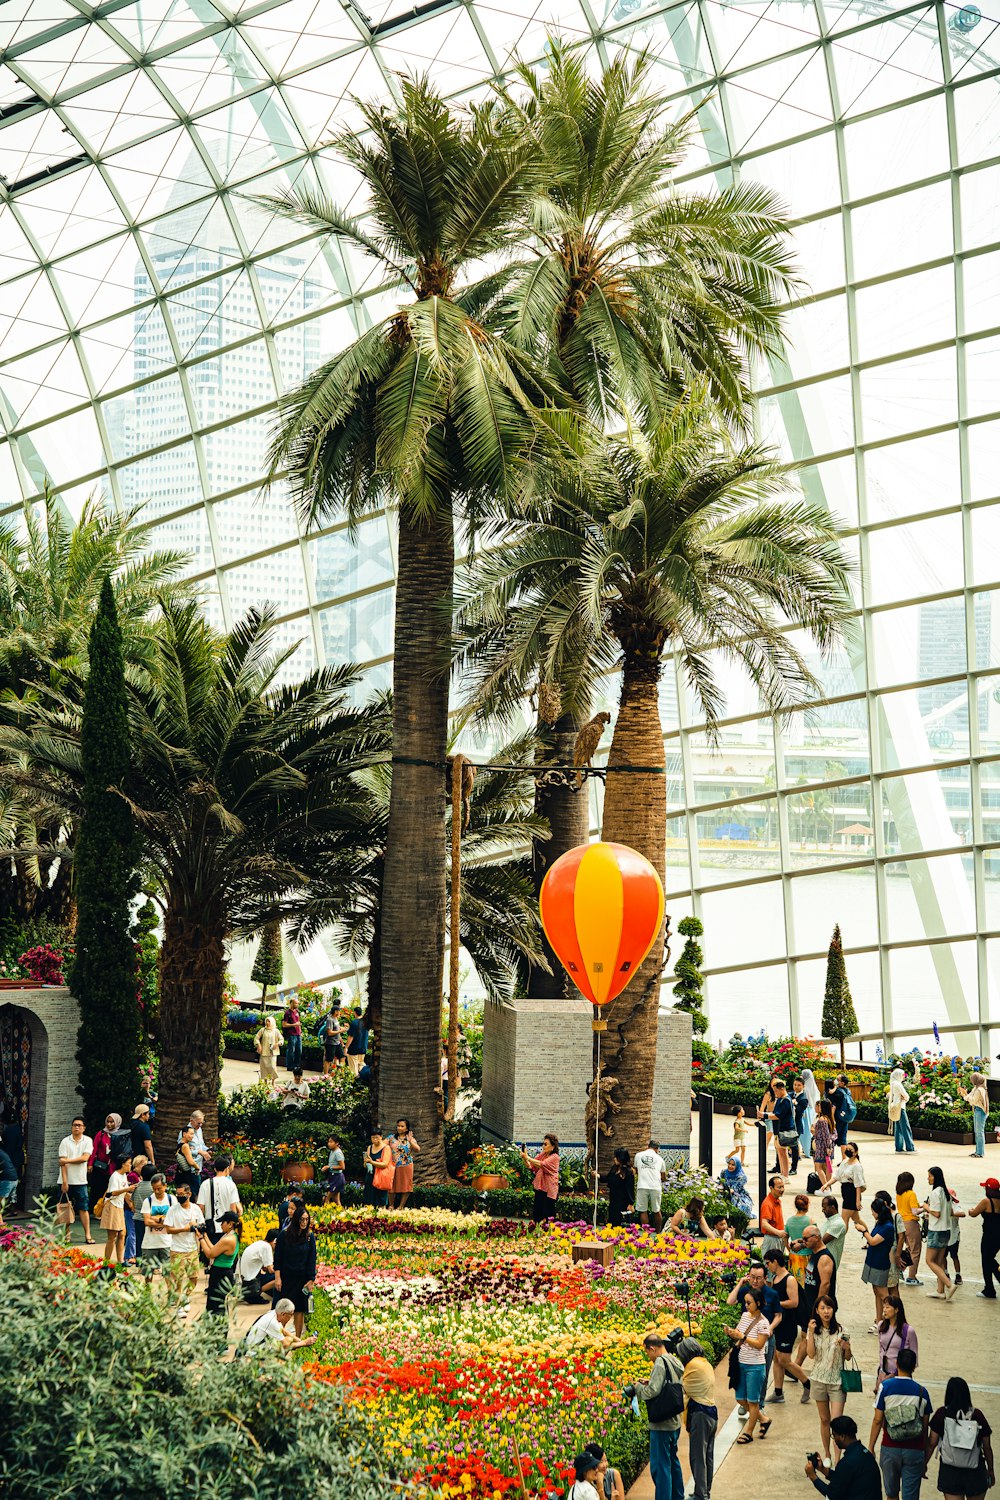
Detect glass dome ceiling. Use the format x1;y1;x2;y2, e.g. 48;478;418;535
2;0;1000;1051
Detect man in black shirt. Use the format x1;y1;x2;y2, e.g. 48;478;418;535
806;1415;882;1498
825;1077;851;1160
800;1224;837;1326
769;1080;796;1177
790;1077;810;1174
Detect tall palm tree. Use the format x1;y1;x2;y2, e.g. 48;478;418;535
2;601;388;1144
286;730;547;1102
459;392;854;1162
0;491;188;923
476;42;801;993
262;78;562;1177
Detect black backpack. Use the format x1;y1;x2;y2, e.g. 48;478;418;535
109;1128;133;1163
644;1357;685;1422
806;1171;823;1195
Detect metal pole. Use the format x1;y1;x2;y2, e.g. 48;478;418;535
756;1119;769;1231
697;1092;714;1174
593;1022;601;1232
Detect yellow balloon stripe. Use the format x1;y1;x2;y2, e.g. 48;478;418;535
574;844;625;1005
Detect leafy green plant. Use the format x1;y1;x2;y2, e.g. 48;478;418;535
0;1220;395;1499
673;915;708;1034
822;923;858;1068
71;578;144;1119
251;921;283;1000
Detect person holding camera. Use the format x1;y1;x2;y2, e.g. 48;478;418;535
623;1332;685;1500
805;1415;883;1498
198;1209;241;1316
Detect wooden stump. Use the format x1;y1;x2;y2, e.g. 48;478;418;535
571;1241;614;1268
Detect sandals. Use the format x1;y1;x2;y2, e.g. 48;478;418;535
758;1419;773;1439
84;1238;96;1245
737;1433;754;1444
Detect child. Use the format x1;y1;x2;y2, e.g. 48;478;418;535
785;1191;812;1284
709;1214;734;1242
326;1134;346;1206
101;1152;131;1269
947;1187;966;1284
732;1105;748;1164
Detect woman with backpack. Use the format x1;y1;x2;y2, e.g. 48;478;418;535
87;1111;120;1214
927;1376;995;1498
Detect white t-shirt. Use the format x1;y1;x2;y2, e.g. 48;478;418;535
822;1212;847;1264
58;1134;92;1185
107;1170;129;1200
142;1192;176;1250
197;1174;241;1223
569;1483;600;1500
245;1310;287;1351
239;1240;274;1281
165;1200;203;1253
281;1081;310;1109
634;1149;665;1191
929;1186;953;1234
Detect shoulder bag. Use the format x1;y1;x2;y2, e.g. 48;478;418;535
841;1356;864;1394
644;1356;685;1422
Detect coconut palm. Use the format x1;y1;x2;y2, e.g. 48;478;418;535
476;41;801;990
261;77;565;1177
0;491;188;923
1;600;389;1144
458;391;855;1160
286;730;547;1102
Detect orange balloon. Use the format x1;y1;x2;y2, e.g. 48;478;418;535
539;842;665;1006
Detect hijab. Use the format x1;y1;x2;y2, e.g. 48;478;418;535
801;1069;820;1107
106;1112;122;1133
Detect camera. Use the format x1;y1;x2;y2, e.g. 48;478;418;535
806;1452;821;1469
664;1327;684;1352
721;1270;739;1287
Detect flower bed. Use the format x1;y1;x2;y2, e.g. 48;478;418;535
284;1208;748;1498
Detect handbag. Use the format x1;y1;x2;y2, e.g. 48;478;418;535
727;1343;742;1389
778;1130;799;1146
888;1101;902;1122
841;1357;863;1394
806;1171;822;1195
55;1194;75;1227
92;1195;105;1219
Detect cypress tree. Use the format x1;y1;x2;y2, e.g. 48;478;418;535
72;577;142;1120
672;915;708;1035
822;922;858;1068
251;921;283;1002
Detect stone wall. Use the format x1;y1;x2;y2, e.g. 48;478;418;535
482;996;691;1155
0;987;80;1199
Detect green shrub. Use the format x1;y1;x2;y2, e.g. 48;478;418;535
0;1225;396;1499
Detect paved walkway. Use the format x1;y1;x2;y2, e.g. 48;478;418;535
631;1112;1000;1497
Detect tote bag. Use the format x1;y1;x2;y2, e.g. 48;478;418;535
841;1357;864;1394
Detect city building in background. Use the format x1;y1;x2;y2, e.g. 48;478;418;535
1;0;999;1055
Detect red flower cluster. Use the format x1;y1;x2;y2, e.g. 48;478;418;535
414;1449;575;1498
308;1351;595;1417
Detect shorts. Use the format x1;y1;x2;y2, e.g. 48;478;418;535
140;1247;170;1269
735;1364;766;1405
835;1120;848;1146
66;1184;90;1213
810;1379;845;1404
0;1178;17;1206
937;1460;992;1495
775;1322;799;1354
862;1263;891;1287
324;1039;338;1061
636;1188;662;1212
327;1170;346;1192
926;1229;951;1249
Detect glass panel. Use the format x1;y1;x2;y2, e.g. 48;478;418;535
693;800;782;885
308;518;395;603
794;949;882;1040
972;591;1000;669
704;965;790;1049
850;182;952;281
786;780;874;866
887;939;979;1032
867;513;965;607
970;502;1000;585
864;429;960;523
790;866;878;954
317;586;395;667
858;350;958;443
698;880;787;964
880;768;972;854
223;549;310;617
884;853;977;941
855;266;955;363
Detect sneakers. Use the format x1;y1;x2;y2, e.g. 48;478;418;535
867;1323;879;1334
926;1291;945;1299
800;1380;812;1405
903;1278;923;1286
770;1391;785;1403
955;1275;963;1285
977;1292;997;1300
945;1283;958;1301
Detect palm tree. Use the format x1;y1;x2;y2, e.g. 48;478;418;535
285;731;548;1103
475;42;801;991
2;601;389;1145
459;392;854;1162
0;491;188;924
262;78;562;1177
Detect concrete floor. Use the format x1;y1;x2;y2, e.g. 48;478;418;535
632;1113;1000;1498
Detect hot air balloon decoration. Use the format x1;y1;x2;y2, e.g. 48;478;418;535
539;841;665;1226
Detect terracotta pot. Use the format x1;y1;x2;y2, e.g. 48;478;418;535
231;1164;253;1186
472;1173;507;1192
280;1162;315;1184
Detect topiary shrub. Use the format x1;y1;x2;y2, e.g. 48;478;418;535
0;1224;395;1499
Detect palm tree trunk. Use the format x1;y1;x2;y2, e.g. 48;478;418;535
366;900;383;1109
597;652;666;1175
528;710;589;997
379;506;452;1182
153;904;226;1152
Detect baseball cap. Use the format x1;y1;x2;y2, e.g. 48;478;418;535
981;1178;1000;1191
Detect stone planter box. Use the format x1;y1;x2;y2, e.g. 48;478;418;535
224;1047;258;1064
